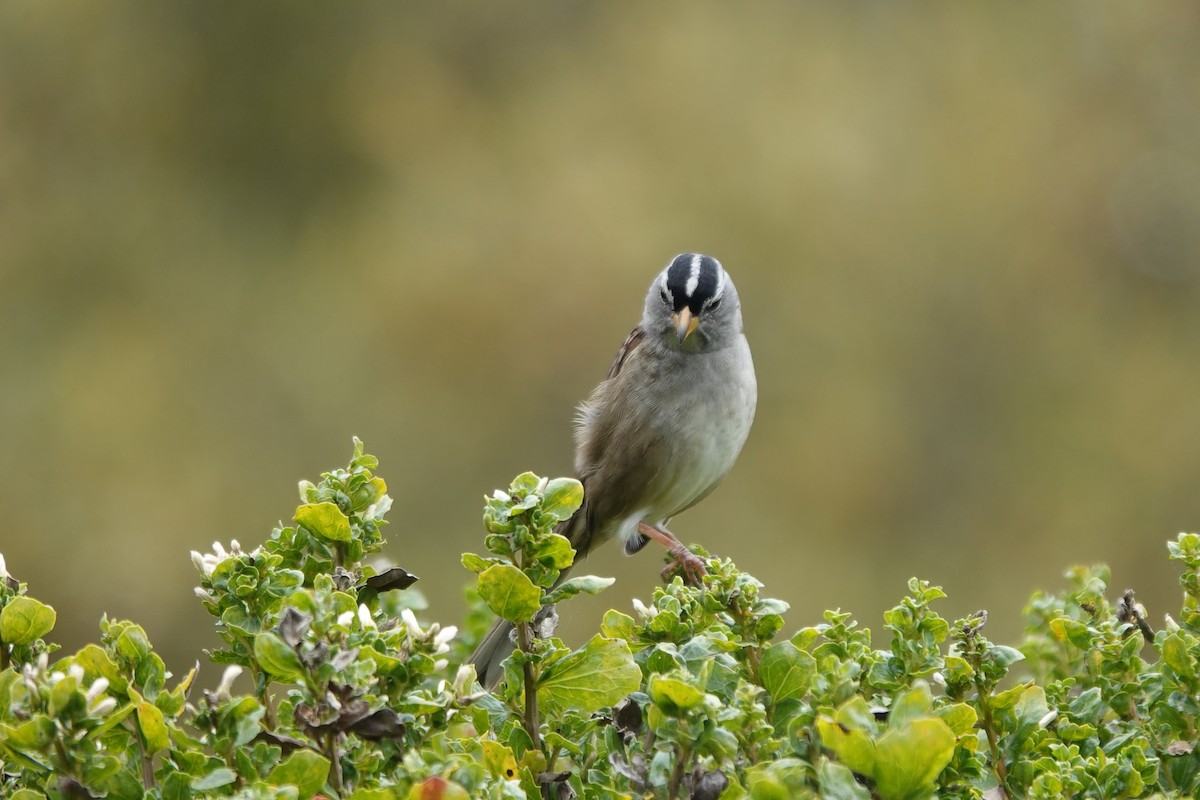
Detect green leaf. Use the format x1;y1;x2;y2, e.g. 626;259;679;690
267;750;331;799
477;564;541;623
0;596;56;645
253;632;306;683
991;680;1032;710
545;575;615;604
11;790;49;800
136;697;170;753
294;501;352;542
889;683;934;728
1049;617;1092;649
873;717;955;800
816;716;876;778
600;609;635;640
460;553;493;573
935;703;978;736
70;644;128;694
532;533;577;569
538;635;642;714
990;645;1026;668
648;673;706;715
3;716;56;751
746;758;810;800
1161;631;1195;679
191;767;238;791
539;477;584;522
818;757;872;800
759;640;816;704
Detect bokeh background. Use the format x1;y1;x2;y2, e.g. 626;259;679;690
2;3;1199;678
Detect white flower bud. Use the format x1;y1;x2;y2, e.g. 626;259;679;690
90;697;118;717
453;664;477;695
357;604;376;629
434;625;458;652
86;678;110;704
215;665;242;700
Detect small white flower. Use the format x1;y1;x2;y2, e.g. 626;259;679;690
230;540;242;554
932;671;947;687
0;552;7;580
632;598;655;618
194;587;215;602
492;489;511;502
433;625;458;652
90;697;118;717
357;604;376;629
336;610;355;628
433;658;448;672
211;541;228;559
401;608;422;635
1038;709;1058;729
68;664;85;683
37;652;49;671
85;678;110;704
535;476;548;494
190;551;209;575
1165;613;1180;632
453;664;477;695
215;665;242;700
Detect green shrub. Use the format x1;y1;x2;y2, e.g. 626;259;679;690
1;440;1197;799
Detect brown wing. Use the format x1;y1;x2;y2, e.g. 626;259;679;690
606;325;646;380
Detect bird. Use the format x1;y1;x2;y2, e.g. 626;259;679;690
470;253;757;687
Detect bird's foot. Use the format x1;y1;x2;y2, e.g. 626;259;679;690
636;521;707;586
661;544;708;586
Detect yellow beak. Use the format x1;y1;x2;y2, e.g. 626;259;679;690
673;307;700;342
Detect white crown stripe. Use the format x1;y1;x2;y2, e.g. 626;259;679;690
686;254;703;297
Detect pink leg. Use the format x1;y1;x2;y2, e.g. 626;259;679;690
635;522;707;585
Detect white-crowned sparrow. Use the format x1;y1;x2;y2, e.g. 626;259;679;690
471;253;757;687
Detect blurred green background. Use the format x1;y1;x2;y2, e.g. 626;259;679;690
2;3;1199;678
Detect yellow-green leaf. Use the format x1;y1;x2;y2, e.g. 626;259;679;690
137;698;170;753
477;564;541;623
873;717;956;800
538;635;641;714
294;501;352;542
759;640;815;704
539;477;584;522
254;632;305;683
267;750;330;800
648;674;706;716
0;597;56;645
816;716;876;778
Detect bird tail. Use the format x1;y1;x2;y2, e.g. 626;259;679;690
469;617;518;689
468;503;587;689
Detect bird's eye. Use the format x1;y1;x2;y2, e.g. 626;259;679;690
708;298;722;311
659;288;670;303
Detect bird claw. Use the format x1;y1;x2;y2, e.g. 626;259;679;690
661;547;707;586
